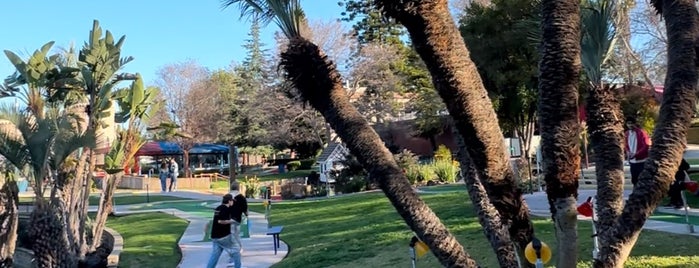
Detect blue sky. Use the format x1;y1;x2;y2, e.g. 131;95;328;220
0;0;345;88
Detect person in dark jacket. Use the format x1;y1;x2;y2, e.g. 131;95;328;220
667;159;691;209
229;192;249;251
207;194;241;268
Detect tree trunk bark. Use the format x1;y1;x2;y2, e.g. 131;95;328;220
375;0;534;251
538;0;583;266
454;133;519;268
595;0;699;266
0;180;19;267
281;37;479;267
584;83;625;255
91;172;122;251
183;150;190;178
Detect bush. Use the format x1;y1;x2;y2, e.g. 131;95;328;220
241;176;260;198
286;161;301;171
405;167;421;185
432;160;459;183
434;145;453;161
299;159;316;170
416;164;435;183
394;149;419;170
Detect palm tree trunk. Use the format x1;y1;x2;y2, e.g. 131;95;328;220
281;37;479;267
91;172;122;251
594;0;699;266
0;181;19;267
375;0;534;252
538;0;583;266
454;132;519;267
584;83;625;256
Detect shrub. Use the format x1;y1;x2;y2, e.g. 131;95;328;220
405;167;421;185
394;149;419;170
432;160;459;183
434;145;453;161
240;176;260;198
286;160;301;171
416;164;435;183
299;159;316;170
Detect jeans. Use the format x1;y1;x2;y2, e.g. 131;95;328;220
159;177;167;192
231;221;242;248
169;174;178;192
206;234;241;268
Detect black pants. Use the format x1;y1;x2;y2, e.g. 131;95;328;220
669;180;685;207
630;162;645;186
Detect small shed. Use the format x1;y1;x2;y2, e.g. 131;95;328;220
316;142;349;183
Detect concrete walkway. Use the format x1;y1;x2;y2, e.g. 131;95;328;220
110;190;289;268
523;189;699;237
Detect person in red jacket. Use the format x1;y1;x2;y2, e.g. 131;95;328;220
625;118;651;186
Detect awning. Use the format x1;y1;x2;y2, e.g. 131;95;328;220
136;141;229;156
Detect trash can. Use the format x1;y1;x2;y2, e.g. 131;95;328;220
278;163;285;174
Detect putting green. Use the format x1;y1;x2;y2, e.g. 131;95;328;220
130;200;250;239
650;212;699;225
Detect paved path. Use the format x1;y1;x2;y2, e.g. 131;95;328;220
523;189;699;237
110;190;288;268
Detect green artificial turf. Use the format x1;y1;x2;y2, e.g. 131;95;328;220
106;212;187;268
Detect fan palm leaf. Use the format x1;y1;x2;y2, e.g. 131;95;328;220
222;0;304;38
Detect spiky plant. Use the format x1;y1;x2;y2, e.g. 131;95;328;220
222;0;477;266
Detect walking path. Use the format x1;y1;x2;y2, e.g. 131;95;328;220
108;190;288;268
523;189;699;237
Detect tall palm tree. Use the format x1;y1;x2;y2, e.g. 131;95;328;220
579;0;626;262
374;0;534;257
593;0;699;266
537;0;584;266
223;0;478;266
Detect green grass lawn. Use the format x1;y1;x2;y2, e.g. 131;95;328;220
417;183;466;193
250;191;699;268
19;195;192;206
209;169;315;190
106;212;187;268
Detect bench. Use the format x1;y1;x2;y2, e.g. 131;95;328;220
266;226;284;255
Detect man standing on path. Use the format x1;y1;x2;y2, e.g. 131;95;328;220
230;191;249;251
207;194;242;268
625;117;651;186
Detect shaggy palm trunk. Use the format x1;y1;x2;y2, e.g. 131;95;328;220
281;37;478;267
538;0;582;266
376;0;534;252
594;0;699;266
454;133;519;268
584;84;625;255
29;201;75;268
0;181;19;267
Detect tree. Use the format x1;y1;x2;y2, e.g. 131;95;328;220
459;0;540;183
223;0;478;266
155;60;212;177
537;0;583;266
591;0;699;266
91;75;160;253
375;0;533;265
0;164;19;266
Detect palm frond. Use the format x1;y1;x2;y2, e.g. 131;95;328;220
221;0;304;38
581;0;617;85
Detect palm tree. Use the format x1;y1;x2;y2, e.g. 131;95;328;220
374;0;533;259
592;0;699;266
222;0;478;266
0;105;94;267
0;166;19;267
579;0;626;262
536;0;584;266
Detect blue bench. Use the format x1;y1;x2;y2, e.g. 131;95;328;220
266;226;284;255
